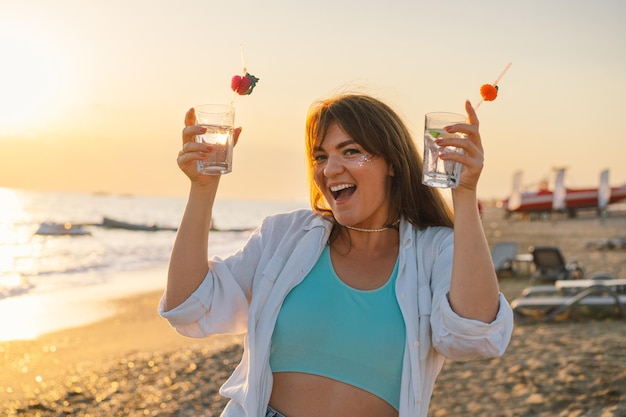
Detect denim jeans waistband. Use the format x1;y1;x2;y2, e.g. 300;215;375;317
265;405;287;417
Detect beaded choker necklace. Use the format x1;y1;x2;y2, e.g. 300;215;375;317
342;219;400;233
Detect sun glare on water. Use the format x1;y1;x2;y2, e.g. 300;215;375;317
0;25;72;137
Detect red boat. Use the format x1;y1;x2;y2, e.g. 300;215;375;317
502;169;626;218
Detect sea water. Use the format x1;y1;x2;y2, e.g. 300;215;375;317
0;188;306;340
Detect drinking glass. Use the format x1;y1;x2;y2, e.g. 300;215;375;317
422;112;466;188
194;104;235;175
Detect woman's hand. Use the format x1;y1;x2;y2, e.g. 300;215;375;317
177;108;242;186
436;100;483;193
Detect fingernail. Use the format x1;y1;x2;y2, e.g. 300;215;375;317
444;126;453;132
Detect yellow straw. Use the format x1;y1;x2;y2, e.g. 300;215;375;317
231;44;248;108
240;44;247;75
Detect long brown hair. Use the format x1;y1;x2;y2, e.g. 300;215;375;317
305;93;454;229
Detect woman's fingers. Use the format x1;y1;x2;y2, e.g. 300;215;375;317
182;125;207;144
184;108;195;127
182;108;203;147
234;127;242;146
437;131;479;156
465;100;479;128
436;100;486;191
178;106;244;183
182;125;241;150
440;101;482;154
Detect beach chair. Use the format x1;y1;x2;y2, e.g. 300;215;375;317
518;272;620;300
529;246;585;283
511;278;626;322
491;242;518;277
520;285;559;297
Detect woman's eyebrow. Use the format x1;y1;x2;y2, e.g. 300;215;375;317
336;140;357;149
313;140;357;152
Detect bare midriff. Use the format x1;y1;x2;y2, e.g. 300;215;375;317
269;372;398;417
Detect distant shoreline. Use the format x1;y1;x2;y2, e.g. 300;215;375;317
0;264;170;342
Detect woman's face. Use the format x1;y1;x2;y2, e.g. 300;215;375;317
312;122;394;229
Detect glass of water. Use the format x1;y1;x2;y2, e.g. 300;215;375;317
422;112;466;188
194;104;235;175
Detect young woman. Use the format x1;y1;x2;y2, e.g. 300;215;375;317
161;93;513;417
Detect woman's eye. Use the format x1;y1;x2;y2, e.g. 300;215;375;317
313;154;327;163
344;148;361;156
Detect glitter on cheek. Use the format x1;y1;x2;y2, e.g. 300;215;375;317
357;155;374;167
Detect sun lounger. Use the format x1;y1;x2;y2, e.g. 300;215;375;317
512;253;534;277
529;246;585;283
491;242;519;277
520;285;559;297
555;277;626;294
512;279;626;321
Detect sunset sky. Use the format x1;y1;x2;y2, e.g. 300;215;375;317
1;0;625;202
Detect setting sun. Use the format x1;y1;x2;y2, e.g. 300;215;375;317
0;25;71;136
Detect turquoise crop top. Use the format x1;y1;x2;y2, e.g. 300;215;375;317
270;245;406;410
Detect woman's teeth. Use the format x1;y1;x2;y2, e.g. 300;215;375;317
330;184;356;200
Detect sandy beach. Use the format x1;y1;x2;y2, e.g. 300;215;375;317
2;206;625;416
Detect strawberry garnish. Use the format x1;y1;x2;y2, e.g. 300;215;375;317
231;72;259;95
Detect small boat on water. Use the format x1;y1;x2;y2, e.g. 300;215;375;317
35;222;91;236
101;216;250;233
35;217;251;234
101;217;178;232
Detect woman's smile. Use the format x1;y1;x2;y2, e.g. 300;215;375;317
329;183;356;201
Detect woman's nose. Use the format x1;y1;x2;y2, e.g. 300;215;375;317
324;154;345;176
